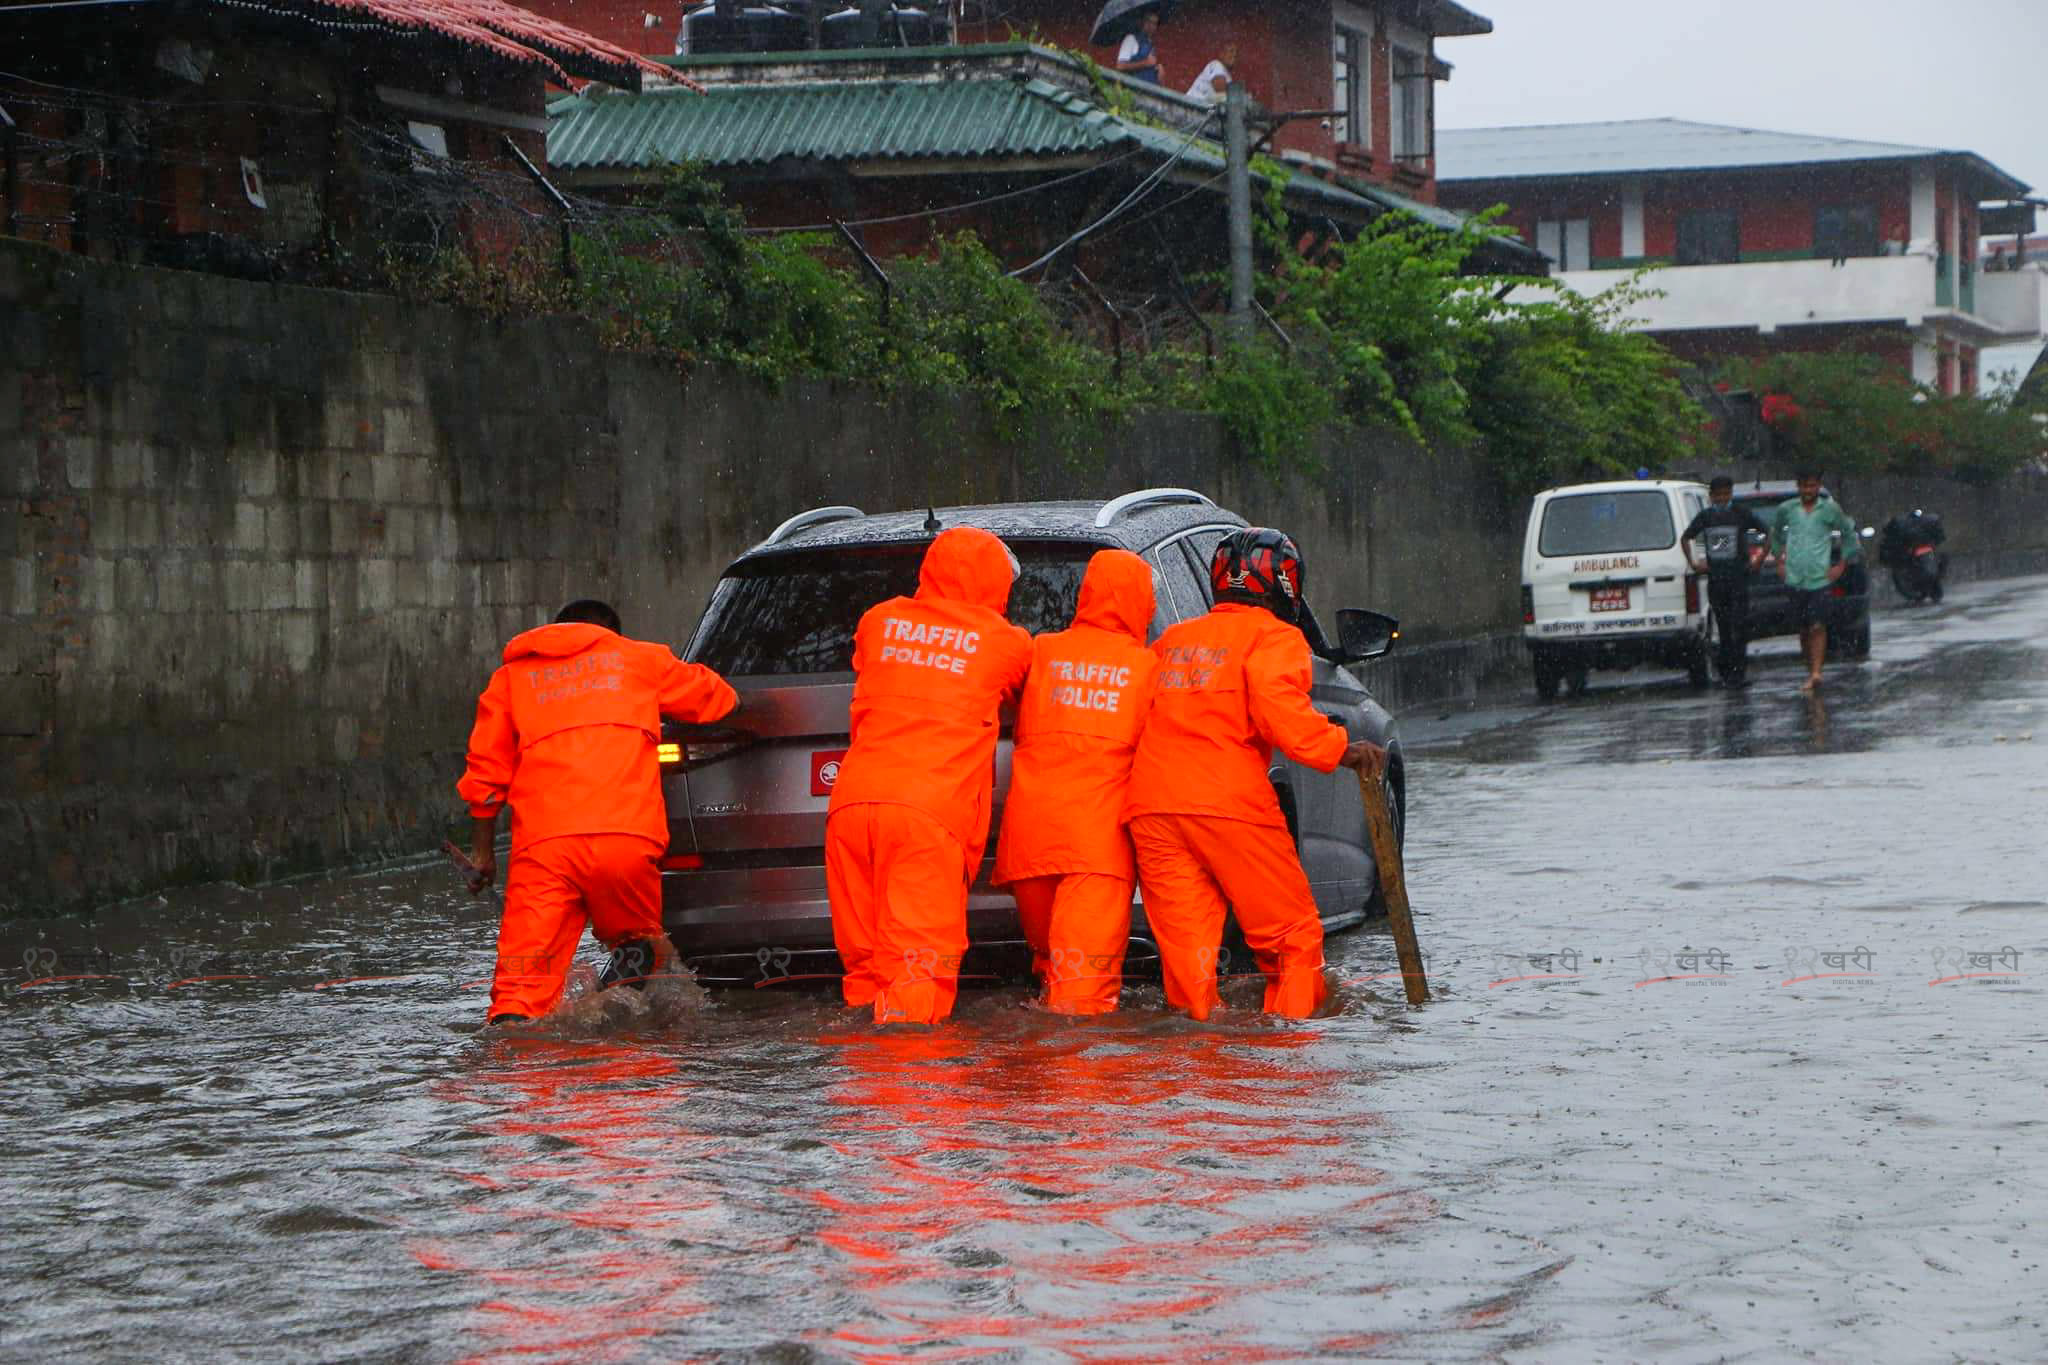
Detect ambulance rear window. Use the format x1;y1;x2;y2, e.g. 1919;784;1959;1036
687;542;1099;676
1537;491;1677;557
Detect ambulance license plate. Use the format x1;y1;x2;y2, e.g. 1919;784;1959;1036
1588;585;1630;612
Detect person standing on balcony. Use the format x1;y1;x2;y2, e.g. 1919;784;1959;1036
459;599;738;1025
993;549;1158;1015
1114;10;1165;85
826;527;1033;1025
1185;42;1237;104
1769;471;1863;693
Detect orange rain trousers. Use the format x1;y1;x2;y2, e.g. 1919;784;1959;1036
825;803;971;1025
1011;872;1133;1015
491;832;665;1020
1127;812;1330;1021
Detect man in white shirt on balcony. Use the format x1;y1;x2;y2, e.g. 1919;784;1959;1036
1186;42;1237;104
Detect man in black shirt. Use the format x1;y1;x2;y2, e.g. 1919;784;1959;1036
1681;477;1773;687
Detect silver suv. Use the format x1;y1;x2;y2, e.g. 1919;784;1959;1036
658;490;1407;983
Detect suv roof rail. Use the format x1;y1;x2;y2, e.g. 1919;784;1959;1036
761;505;866;546
1093;487;1216;528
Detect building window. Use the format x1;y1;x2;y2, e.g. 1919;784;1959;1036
1676;210;1739;265
1814;204;1879;259
1534;218;1591;270
1332;24;1368;146
1390;46;1430;161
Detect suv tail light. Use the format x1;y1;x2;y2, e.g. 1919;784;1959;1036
659;723;756;771
1521;585;1534;625
1684;574;1700;615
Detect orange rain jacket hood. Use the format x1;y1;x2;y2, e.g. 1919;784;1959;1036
994;549;1159;884
458;622;737;852
1123;602;1347;829
829;527;1035;858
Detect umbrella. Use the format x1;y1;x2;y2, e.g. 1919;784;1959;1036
1089;0;1177;48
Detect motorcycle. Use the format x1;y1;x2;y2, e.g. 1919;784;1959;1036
1877;509;1946;604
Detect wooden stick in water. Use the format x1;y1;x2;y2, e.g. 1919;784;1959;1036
1356;762;1428;1005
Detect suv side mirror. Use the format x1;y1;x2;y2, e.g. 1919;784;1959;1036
1334;608;1399;663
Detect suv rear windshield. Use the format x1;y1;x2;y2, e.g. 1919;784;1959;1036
1538;490;1677;557
687;541;1103;676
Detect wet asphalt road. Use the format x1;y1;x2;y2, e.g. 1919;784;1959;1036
3;576;2044;1362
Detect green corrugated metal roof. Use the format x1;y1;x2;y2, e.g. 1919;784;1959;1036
549;77;1127;172
545;68;1537;258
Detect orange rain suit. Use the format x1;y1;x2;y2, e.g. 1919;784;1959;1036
826;527;1033;1024
1123;602;1347;1020
458;622;737;1020
992;549;1158;1014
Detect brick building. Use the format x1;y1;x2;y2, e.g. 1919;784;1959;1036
1436;118;2048;396
986;0;1491;204
513;0;1494;206
0;0;664;276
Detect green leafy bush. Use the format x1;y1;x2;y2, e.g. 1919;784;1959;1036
1719;349;2042;482
396;163;1724;488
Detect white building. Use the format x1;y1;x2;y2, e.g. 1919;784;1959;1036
1436;118;2047;395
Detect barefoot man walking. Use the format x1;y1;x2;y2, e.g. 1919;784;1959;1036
1769;471;1862;692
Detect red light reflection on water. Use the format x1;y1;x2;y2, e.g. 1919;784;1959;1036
416;1042;718;1364
806;1025;1433;1359
409;1012;1452;1360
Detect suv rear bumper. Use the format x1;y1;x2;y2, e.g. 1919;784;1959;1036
662;869;1028;955
662;869;1170;985
1744;582;1870;640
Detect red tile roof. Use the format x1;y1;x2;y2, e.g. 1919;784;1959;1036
216;0;683;90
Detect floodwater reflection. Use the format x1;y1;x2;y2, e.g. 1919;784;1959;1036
405;1006;1429;1361
808;1023;1416;1358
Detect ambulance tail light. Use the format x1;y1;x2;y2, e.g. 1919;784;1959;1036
660;853;703;871
1684;574;1700;615
1520;585;1534;625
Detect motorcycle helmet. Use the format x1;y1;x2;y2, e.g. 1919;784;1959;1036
1210;528;1306;622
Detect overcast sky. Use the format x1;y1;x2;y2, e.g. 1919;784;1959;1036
1432;0;2048;381
1435;0;2048;199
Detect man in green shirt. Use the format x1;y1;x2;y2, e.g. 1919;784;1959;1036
1769;471;1862;693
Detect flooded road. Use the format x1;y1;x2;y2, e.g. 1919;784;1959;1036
6;577;2045;1361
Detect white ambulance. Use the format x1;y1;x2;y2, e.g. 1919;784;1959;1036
1520;478;1713;699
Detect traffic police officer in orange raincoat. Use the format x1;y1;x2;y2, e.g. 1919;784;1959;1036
993;548;1158;1014
826;526;1034;1025
459;599;737;1024
1123;529;1383;1020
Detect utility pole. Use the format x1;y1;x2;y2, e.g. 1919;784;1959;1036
1225;80;1253;340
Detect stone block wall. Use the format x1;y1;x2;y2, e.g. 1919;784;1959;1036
2;242;620;913
5;236;2047;915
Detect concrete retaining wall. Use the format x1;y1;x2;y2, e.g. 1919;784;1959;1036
5;236;2046;915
